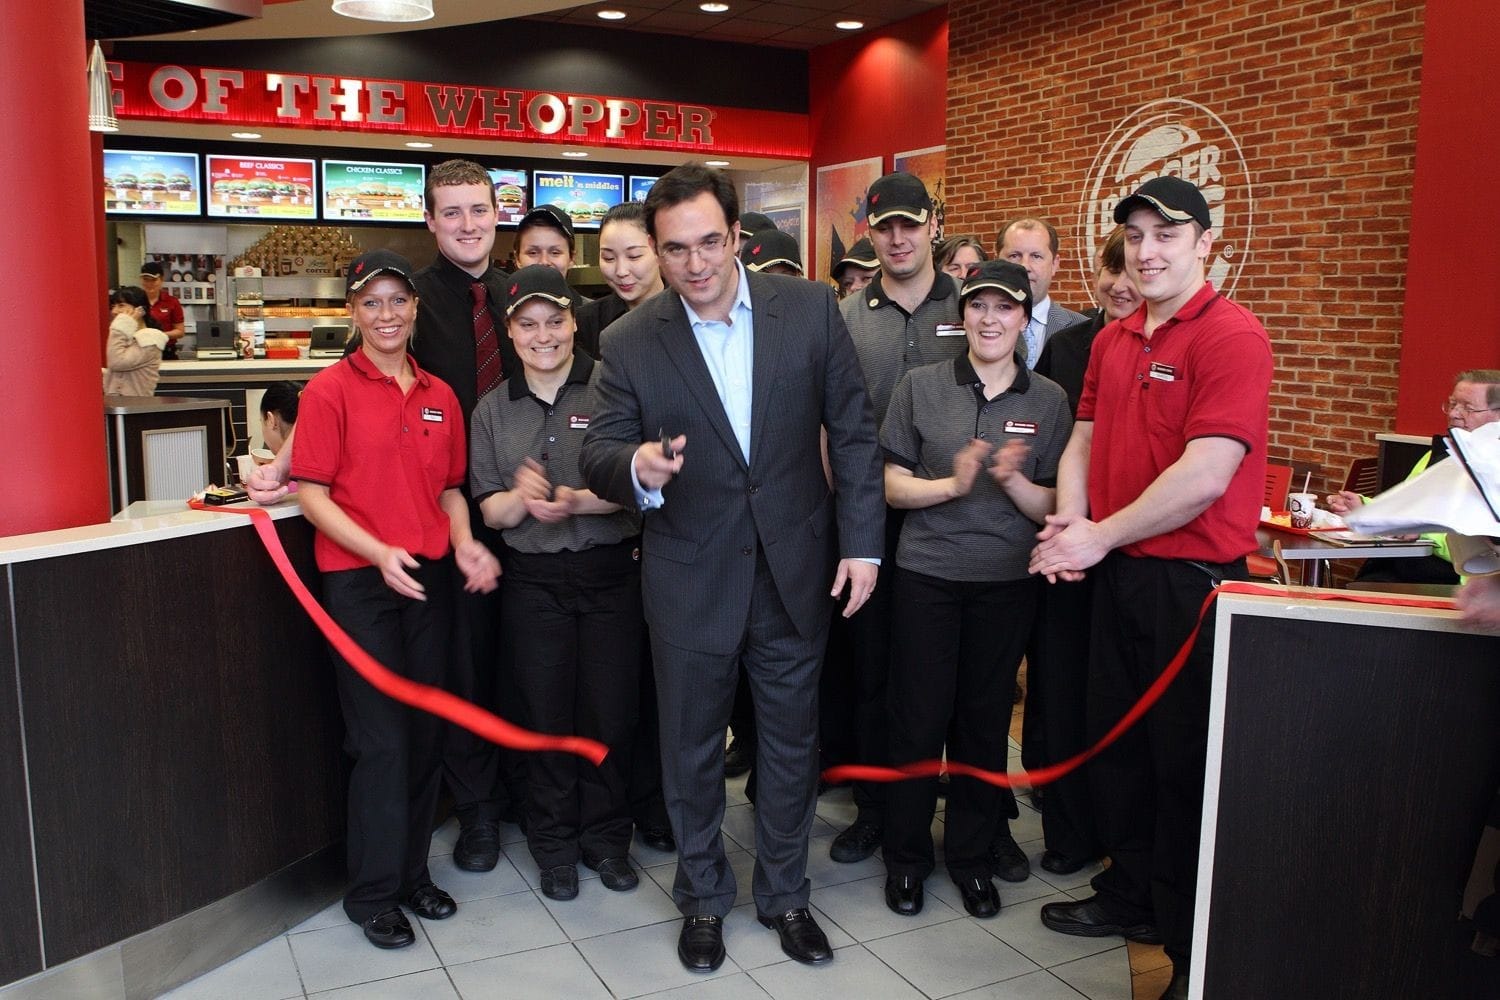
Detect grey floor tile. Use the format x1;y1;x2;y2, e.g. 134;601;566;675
803;831;886;888
430;817;461;857
645;847;758;906
721;901;853;970
1048;947;1133;1000
972;893;1120;968
720;803;760;851
539;869;684;939
813;786;858;829
1024;840;1105;893
748;944;924;1000
428;849;531;902
159;935;303;1000
287;920;440;994
1007;803;1044;845
575;920;740;998
949;969;1090;999
308;967;458;999
289;901;349;936
639;971;773;999
446;943;613;1000
418;890;567;966
632;828;682;866
808;874;964;942
865;919;1038;998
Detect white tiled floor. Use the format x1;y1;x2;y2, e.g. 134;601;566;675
162;750;1127;1000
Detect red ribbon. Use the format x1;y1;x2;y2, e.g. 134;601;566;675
822;580;1457;788
190;501;607;766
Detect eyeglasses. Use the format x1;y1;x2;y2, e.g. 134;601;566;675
1441;398;1500;415
659;231;731;265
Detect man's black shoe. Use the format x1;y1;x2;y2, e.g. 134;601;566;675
829;818;882;863
677;914;725;972
539;863;579;901
757;907;833;964
1159;969;1190;1000
1040;850;1089;876
585;856;639;892
1040;895;1162;944
884;874;923;916
988;830;1031;883
361;907;415;949
955;875;1001;918
404;881;456;920
453;821;501;872
723;736;754;778
639;825;676;853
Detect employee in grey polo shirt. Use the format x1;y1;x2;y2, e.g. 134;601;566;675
469;265;644;904
827;172;967;866
878;260;1072;920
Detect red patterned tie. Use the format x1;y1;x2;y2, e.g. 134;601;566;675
472;280;501;400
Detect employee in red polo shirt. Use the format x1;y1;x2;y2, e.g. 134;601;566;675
139;262;185;357
293;249;501;951
1028;177;1272;1000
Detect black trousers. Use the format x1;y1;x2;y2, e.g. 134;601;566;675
627;631;670;832
885;568;1037;881
1030;574;1101;863
323;558;451;923
1086;552;1245;969
503;540;642;869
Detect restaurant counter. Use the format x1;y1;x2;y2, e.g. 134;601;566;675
156;358;338;457
0;499;344;999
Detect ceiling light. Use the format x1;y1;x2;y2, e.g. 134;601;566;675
405;141;434;148
231;131;263;139
562;151;589;158
700;3;729;12
330;0;434;23
597;9;627;19
706;160;730;167
835;20;864;30
87;42;118;133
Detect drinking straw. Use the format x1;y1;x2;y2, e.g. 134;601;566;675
1301;469;1311;496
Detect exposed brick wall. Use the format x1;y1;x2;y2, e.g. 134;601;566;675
945;0;1425;496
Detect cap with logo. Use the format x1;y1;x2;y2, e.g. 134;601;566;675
139;261;164;278
832;237;878;280
1112;176;1212;231
519;203;576;240
739;228;804;275
345;249;417;296
865;172;932;225
505;264;576;317
960;259;1033;316
738;211;775;238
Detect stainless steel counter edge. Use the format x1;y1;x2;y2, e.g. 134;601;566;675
161;359;336;373
0;500;304;566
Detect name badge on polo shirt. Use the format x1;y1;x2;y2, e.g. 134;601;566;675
1003;420;1038;435
421;407;445;423
935;323;965;337
1149;362;1178;382
569;414;590;430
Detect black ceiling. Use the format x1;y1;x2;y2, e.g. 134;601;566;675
85;0;256;41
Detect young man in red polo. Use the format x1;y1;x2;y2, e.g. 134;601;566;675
1028;176;1273;1000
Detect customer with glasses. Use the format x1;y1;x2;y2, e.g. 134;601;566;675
1328;369;1500;584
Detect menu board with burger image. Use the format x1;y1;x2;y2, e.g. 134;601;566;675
323;161;426;223
629;176;660;203
532;171;624;231
488;168;529;226
103;150;201;215
206;156;316;220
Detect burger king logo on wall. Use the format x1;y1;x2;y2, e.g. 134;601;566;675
1080;98;1254;295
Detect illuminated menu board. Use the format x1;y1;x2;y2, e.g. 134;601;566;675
103;150;201;215
532;171;625;231
206;155;316;219
629;176;659;203
487;168;529;226
322;160;426;222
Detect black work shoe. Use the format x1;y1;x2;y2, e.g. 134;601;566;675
758;907;833;965
723;736;754;778
638;825;676;853
1039;895;1162;944
988;829;1031;883
1040;849;1090;875
585;856;639;892
884;874;924;916
955;874;1001;918
403;881;456;920
453;821;501;872
829;817;882;863
360;907;414;949
539;863;579;901
678;914;726;972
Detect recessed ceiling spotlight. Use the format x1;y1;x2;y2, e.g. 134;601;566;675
405;141;434;148
700;3;729;12
705;160;731;167
231;131;262;139
597;8;627;19
835;20;864;30
562;151;590;158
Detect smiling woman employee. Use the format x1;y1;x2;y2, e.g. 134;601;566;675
292;250;501;950
879;259;1073;920
574;201;666;359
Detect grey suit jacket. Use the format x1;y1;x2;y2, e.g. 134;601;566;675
1042;300;1089;354
580;270;884;656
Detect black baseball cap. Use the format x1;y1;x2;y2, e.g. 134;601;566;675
960;259;1033;315
832;237;878;280
345;249;417;295
518;203;575;240
865;172;932;225
139;261;164;278
505;264;575;316
739;212;775;237
1112;176;1213;231
739;228;803;274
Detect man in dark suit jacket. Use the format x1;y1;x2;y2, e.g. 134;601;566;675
581;163;884;974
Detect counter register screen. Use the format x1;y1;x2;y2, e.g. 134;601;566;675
532;171;625;231
206;155;316;220
104;150;201;216
322;161;426;223
488;168;529;226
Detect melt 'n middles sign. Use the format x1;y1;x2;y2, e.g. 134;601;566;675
1080;98;1255;295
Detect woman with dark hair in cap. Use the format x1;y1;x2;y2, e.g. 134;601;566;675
831;236;879;300
575;201;665;359
470;265;646;902
878;259;1073;920
103;285;168;396
292;249;501;950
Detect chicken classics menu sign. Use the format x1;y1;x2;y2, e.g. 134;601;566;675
103;61;809;158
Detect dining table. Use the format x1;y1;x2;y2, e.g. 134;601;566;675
1255;525;1438;587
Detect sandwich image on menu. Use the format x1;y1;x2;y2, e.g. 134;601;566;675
532;170;624;230
103;150;201;215
322;161;426;222
488;167;529;225
206;156;316;219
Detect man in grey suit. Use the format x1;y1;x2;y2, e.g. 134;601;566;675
581;163;885;973
998;218;1088;369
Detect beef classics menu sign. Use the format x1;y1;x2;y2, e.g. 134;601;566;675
104;61;809;158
